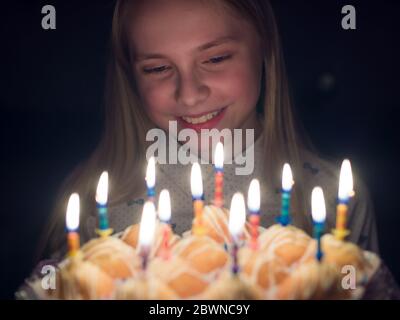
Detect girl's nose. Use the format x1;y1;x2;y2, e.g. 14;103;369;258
175;71;209;108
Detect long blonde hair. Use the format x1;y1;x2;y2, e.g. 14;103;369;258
37;0;313;259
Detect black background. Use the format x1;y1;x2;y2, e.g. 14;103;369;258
1;0;399;299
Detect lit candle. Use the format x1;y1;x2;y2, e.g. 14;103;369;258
95;171;113;237
158;189;172;260
277;163;294;226
311;187;326;262
229;193;246;275
191;162;206;235
213;142;224;208
66;193;80;257
138;201;157;271
146;156;156;202
247;179;260;250
333;159;354;240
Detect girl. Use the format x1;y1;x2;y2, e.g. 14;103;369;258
38;0;379;259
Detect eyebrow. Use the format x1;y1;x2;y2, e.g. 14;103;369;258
135;36;239;61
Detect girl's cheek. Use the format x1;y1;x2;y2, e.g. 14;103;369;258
211;67;256;101
140;81;176;117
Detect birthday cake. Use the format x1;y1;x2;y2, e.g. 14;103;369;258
19;204;381;300
17;158;396;300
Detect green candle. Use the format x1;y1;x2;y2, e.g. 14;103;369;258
312;187;326;262
277;163;293;226
96;171;113;237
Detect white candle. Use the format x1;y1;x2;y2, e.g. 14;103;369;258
158;189;172;259
247;179;260;213
229;192;246;274
146;156;156;199
158;189;171;223
229;193;246;239
138;201;157;251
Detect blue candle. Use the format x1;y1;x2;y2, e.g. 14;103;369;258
311;187;327;262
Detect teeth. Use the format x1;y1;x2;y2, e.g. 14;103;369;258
182;110;220;124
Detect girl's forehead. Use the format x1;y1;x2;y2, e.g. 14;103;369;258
126;0;255;54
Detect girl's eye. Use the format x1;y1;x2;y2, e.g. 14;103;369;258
143;65;171;74
205;54;232;64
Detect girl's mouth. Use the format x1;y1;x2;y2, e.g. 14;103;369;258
177;107;226;131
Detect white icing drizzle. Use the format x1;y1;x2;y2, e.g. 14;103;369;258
143;236;229;298
82;237;139;277
238;224;312;293
193;205;251;244
121;221;180;258
53;213;379;300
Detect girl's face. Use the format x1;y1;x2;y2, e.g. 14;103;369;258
128;0;263;144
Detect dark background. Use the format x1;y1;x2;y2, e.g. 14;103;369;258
1;0;399;299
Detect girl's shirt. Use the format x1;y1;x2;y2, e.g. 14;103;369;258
83;133;379;253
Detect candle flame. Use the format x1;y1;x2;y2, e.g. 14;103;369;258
214;142;224;170
247;179;260;212
229;193;246;237
191;162;203;198
311;187;326;223
95;171;109;205
338;159;354;201
158;189;171;222
138;201;157;249
146;156;156;189
282;163;294;191
66;193;80;231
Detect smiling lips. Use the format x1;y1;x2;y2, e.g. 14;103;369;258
181;110;221;124
178;107;226;131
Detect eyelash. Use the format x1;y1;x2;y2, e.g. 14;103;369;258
142;54;232;74
205;54;232;64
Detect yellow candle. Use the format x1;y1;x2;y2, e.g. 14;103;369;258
332;159;354;240
191;162;206;235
